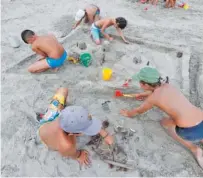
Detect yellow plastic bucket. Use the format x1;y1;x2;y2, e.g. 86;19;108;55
102;68;112;81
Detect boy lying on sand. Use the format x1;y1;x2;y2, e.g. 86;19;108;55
90;17;129;45
72;4;101;29
120;67;203;169
21;30;67;73
37;88;113;167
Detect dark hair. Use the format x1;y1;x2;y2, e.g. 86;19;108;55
116;17;127;29
140;76;169;87
21;30;35;43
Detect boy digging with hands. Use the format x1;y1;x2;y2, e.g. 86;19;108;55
91;17;129;45
120;67;203;169
37;88;113;167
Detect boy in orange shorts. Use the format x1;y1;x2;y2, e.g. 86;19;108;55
36;88;114;167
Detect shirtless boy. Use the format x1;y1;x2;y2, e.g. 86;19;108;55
73;4;101;29
21;30;68;73
90;17;129;45
120;67;203;169
37;88;113;167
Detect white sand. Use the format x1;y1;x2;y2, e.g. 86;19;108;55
1;0;203;176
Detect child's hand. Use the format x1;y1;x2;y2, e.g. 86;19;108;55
77;150;91;168
122;78;132;87
109;37;114;41
120;109;132;118
135;95;145;101
104;135;114;145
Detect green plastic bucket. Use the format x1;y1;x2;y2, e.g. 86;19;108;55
80;53;92;67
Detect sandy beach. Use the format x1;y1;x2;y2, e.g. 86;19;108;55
1;0;203;176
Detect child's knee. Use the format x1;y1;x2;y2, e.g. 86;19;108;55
28;66;36;73
95;40;101;45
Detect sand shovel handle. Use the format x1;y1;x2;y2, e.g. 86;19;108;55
122;94;135;98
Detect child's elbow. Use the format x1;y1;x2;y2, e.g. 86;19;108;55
58;145;72;157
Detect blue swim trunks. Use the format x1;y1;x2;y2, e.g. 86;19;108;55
90;24;107;42
46;50;68;68
176;121;203;143
91;23;101;41
95;9;100;15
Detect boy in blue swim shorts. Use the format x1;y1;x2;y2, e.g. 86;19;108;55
21;30;68;73
120;67;203;169
90;17;130;45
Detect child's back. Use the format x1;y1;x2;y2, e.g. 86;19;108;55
32;35;64;59
21;30;68;73
90;17;129;45
94;18;113;29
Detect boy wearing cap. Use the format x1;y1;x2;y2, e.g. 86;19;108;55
72;4;100;29
90;17;129;45
37;88;113;167
120;67;203;169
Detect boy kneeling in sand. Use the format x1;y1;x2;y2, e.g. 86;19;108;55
37;88;113;167
73;4;101;29
120;67;203;169
91;17;129;45
21;30;68;73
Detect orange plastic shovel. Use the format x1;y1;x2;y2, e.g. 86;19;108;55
114;90;135;98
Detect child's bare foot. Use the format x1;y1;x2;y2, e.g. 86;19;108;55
193;148;203;169
52;68;59;72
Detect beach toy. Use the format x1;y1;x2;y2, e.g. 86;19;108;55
36;112;44;122
68;56;79;64
183;3;189;10
122;82;129;87
102;68;113;81
80;53;92;67
114;90;135;98
122;79;131;87
68;51;80;64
